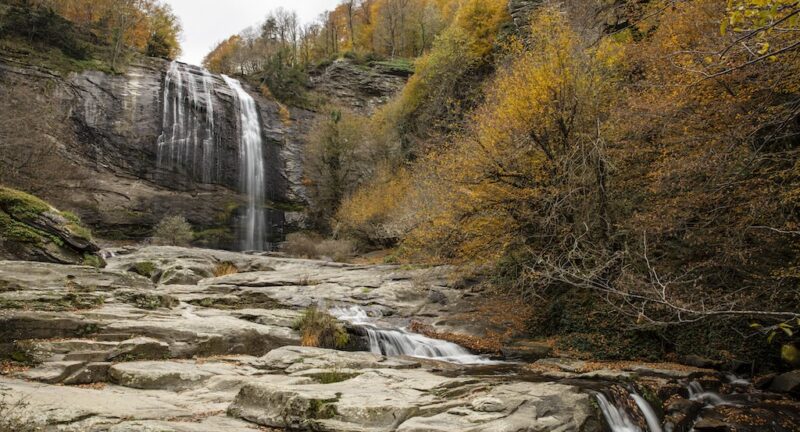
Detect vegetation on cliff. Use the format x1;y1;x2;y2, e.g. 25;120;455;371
0;0;181;72
210;0;800;369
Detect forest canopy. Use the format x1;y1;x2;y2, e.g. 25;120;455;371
3;0;182;66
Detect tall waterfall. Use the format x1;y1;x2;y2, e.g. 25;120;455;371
331;306;496;365
222;75;267;251
157;61;218;182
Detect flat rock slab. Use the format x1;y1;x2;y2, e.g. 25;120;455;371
252;346;421;373
230;347;598;432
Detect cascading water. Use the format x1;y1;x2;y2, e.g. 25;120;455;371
686;381;731;407
595;393;643;432
595;388;662;432
157;61;218;181
331;306;496;364
222;75;267;251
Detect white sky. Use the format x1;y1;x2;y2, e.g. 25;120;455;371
164;0;343;66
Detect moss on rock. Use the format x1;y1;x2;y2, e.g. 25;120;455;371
0;186;103;265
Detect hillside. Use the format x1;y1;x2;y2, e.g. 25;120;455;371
0;1;799;431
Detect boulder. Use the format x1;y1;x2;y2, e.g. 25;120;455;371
501;340;553;362
109;361;216;391
770;370;800;395
252;346;420;373
0;186;103;265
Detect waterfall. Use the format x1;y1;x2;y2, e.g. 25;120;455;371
157;61;217;182
596;389;662;432
331;306;496;365
595;393;643;432
222;75;267;251
686;381;730;407
631;393;663;432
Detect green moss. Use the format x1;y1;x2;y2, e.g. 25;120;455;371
63;211;92;240
0;210;46;245
0;187;95;252
76;323;100;336
0;292;104;312
117;291;178;310
308;398;339;419
371;58;415;75
0;186;50;221
187;292;281;310
82;254;103;268
131;261;157;278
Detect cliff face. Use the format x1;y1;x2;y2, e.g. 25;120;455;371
309;59;408;115
0;56;310;249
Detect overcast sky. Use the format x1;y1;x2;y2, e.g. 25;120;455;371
164;0;342;66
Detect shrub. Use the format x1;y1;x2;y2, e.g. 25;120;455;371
283;232;354;262
315;239;355;262
283;232;322;258
152;215;193;246
131;261;156;278
294;306;349;349
213;261;239;277
0;395;41;432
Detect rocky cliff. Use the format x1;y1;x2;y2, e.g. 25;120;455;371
0;55;310;249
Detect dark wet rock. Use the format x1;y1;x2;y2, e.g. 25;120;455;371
501;340;553;362
754;373;776;390
664;397;703;432
770;370;800;395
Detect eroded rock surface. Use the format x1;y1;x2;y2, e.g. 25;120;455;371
2;246;796;431
0;246;608;431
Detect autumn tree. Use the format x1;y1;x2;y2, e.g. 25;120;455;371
304;109;400;229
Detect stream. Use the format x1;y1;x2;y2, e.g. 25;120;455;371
330;305;795;432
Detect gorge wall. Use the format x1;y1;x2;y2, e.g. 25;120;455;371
0;55;312;250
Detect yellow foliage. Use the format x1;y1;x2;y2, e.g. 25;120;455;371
396;7;623;263
454;0;509;58
336;165;411;246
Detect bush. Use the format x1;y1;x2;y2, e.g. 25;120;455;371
283;232;354;262
213;261;238;277
294;306;350;349
152;215;193;246
0;395;41;432
315;239;354;262
283;232;322;258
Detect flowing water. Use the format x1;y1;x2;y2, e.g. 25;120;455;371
596;393;643;432
331;305;498;365
687;381;732;407
594;388;662;432
222;75;267;251
157;61;218;181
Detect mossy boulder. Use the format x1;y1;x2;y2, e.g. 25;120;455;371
0;186;104;266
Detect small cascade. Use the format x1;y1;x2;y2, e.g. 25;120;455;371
595;387;662;432
157;61;218;182
331;306;496;365
631;393;663;432
222;75;267;251
686;381;731;407
596;393;643;432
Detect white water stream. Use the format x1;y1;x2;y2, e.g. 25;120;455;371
331;306;497;365
222;75;267;251
157;61;218;181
